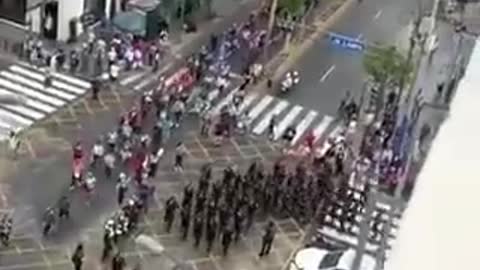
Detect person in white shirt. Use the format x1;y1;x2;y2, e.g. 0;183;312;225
110;64;119;82
91;138;105;167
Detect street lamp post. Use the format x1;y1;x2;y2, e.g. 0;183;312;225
351;190;377;270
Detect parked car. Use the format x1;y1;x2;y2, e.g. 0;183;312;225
289;247;376;270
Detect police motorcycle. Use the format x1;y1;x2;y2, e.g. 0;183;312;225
280;71;300;93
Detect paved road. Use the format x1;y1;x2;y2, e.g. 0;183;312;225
280;0;436;117
3;132;307;270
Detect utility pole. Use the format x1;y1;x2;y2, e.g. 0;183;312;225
351;190;377;270
263;0;279;61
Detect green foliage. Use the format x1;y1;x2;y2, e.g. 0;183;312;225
363;45;413;89
279;0;306;19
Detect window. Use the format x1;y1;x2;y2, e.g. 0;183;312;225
319;252;343;269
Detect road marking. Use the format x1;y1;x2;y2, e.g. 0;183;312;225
291;110;318;145
374;9;383;20
313;115;334;141
120;72;144;86
238;93;258;114
319;65;336;82
252;100;289;135
357;33;363;40
274;105;303;140
247;95;274;122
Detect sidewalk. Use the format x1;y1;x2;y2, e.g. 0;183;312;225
401;20;474;199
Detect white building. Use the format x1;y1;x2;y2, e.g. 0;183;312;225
0;0;123;41
385;38;480;270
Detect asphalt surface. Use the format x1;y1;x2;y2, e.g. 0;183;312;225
281;0;436;117
2;132;307;270
0;0;334;269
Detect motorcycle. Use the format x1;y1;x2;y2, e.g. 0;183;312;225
280;71;300;93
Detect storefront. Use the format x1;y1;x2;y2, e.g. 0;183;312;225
23;0;123;41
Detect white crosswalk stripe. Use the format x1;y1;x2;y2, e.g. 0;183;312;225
238;93;258;114
247;95;274;121
252;100;289;135
228;93;338;147
274;105;303;140
313;115;334;141
0;63;92;140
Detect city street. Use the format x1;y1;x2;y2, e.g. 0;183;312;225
1;132;306;270
280;0;436;116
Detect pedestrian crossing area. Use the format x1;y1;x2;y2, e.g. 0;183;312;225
315;200;402;258
0;63;91;140
212;88;339;147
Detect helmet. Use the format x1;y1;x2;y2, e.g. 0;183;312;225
293;71;299;77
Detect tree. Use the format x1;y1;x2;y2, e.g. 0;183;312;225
278;0;306;51
363;45;413;114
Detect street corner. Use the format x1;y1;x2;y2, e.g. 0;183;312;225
20;128;72;159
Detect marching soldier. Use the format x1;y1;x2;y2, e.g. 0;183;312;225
205;217;217;253
164;196;179;232
180;208;191;240
221;221;233;256
192;215;203;247
182;183;194;209
233;209;245;242
259;221;276;257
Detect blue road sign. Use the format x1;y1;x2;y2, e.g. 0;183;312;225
328;33;365;51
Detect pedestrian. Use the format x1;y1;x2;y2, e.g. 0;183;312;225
173;142;186;172
164;196;178;232
259;221;276;257
112;252;126;270
193;215;203;247
267;115;276;140
58;195;70;220
7;131;20;159
44;69;52;88
104;152;115;179
71;243;84;270
116;173;128;205
148;152;160;178
42;207;56;236
91;78;100;100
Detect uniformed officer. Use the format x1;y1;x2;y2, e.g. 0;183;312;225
259;221;276;257
221;221;233;256
192;215;203;247
164;196;179;232
205;217;217;253
180;208;191;240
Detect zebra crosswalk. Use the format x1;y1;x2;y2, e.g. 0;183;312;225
0;63;91;140
213;88;339;147
316;200;402;257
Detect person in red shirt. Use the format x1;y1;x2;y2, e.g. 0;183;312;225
304;130;316;152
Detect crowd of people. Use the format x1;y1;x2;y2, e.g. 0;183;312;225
6;3;411;270
23;11;283;270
